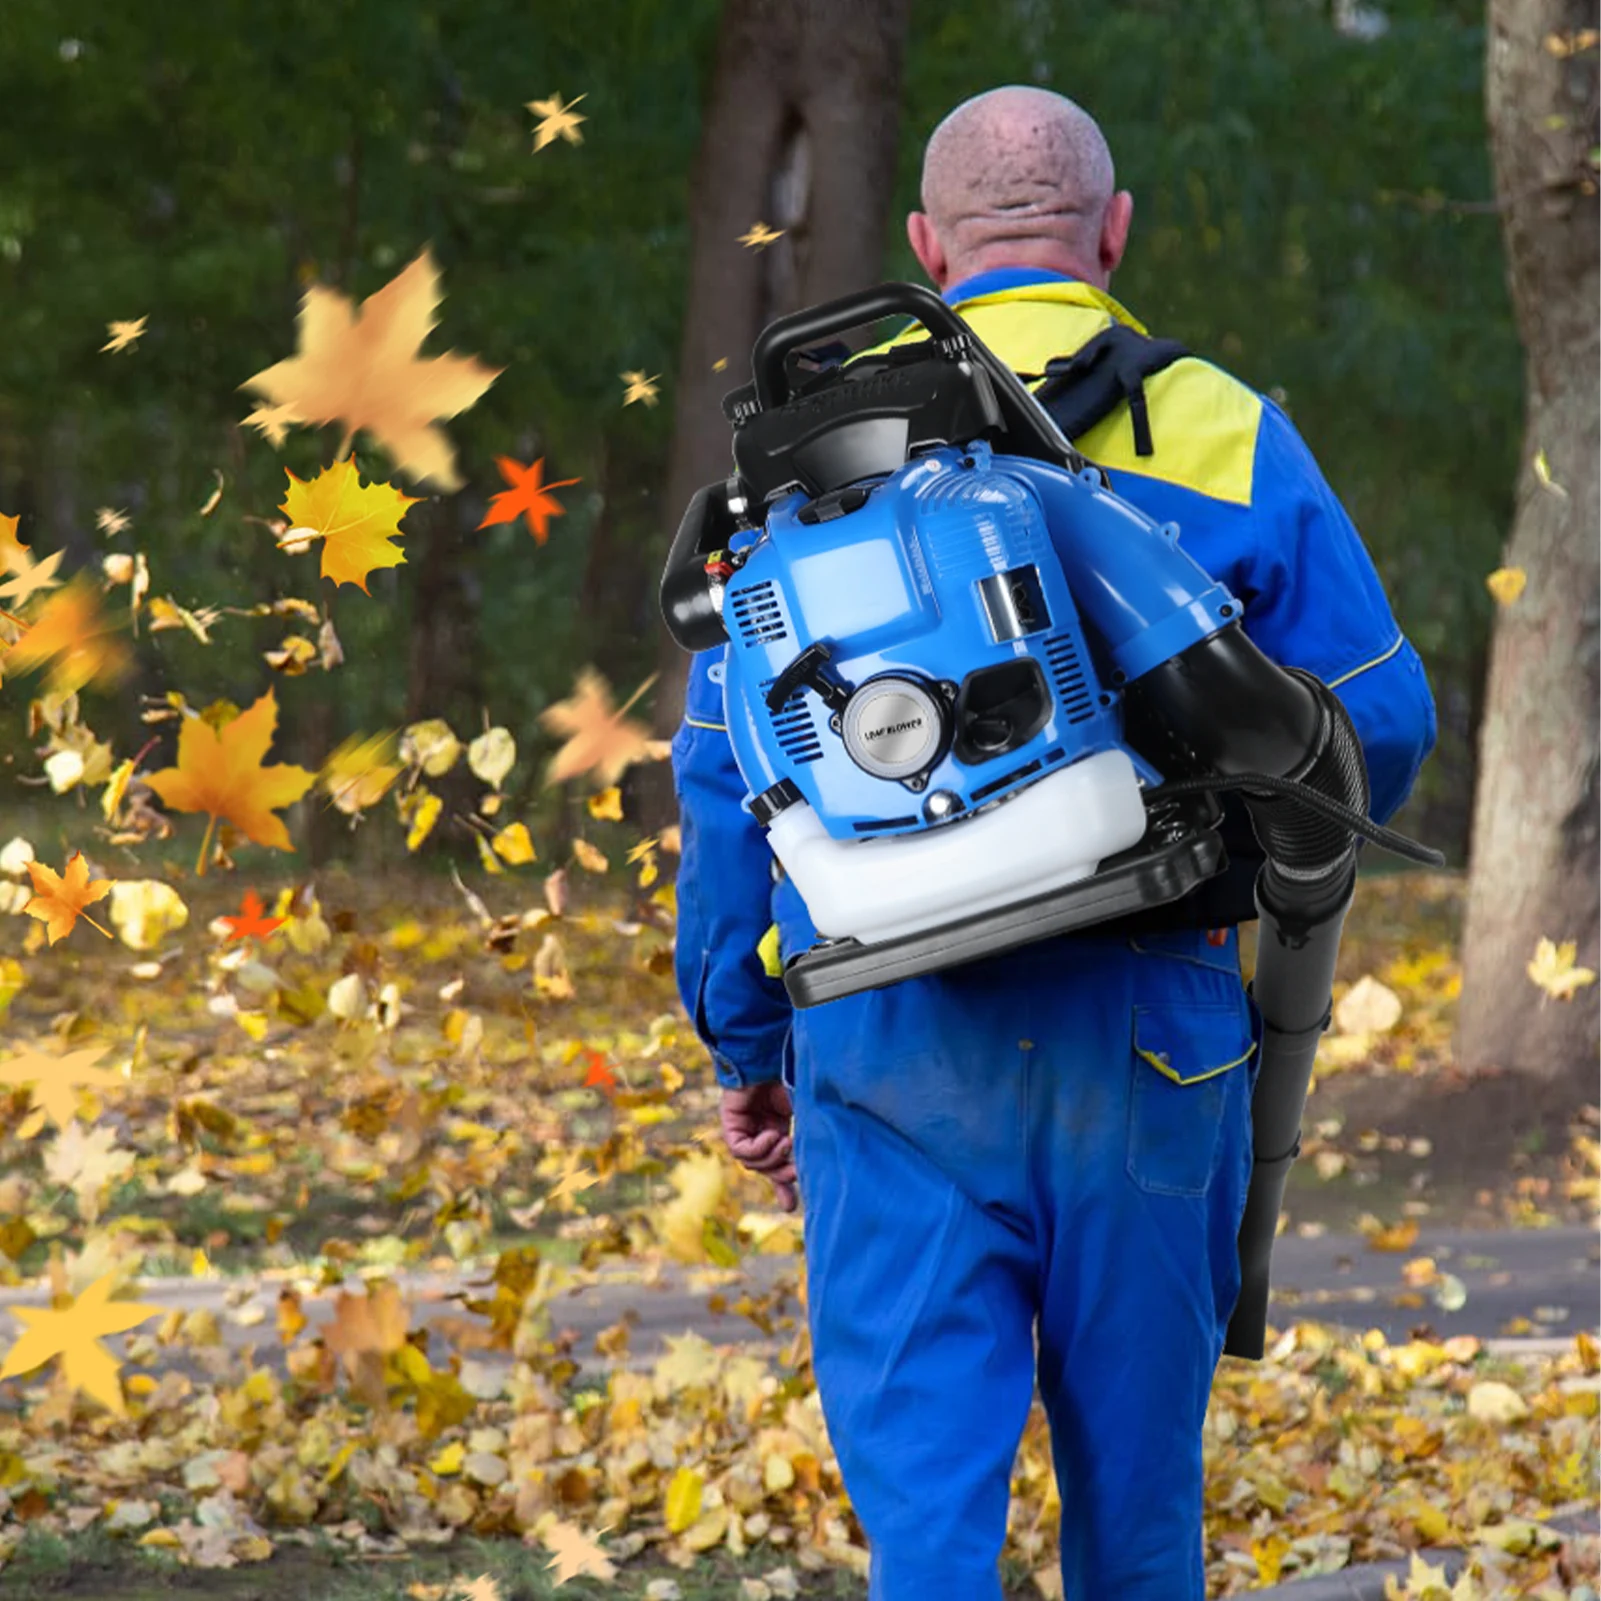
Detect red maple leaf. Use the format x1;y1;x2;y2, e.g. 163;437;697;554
581;1049;616;1095
476;457;580;545
219;889;285;943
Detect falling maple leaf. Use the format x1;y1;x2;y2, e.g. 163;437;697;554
100;316;147;353
476;457;580;546
620;369;660;407
526;91;587;150
142;689;317;876
1485;566;1527;606
319;730;403;815
1;573;132;696
241;401;302;448
738;221;785;249
43;1121;136;1224
239;247;501;491
0;545;63;607
0;1272;169;1417
540;1518;617;1586
538;668;669;787
23;850;114;943
276;460;421;593
0;512;29;573
547;1155;601;1205
95;507;130;537
1527;937;1597;1002
582;1049;616;1095
219;889;285;943
0;1043;123;1135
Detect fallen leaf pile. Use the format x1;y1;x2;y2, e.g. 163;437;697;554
0;862;1591;1595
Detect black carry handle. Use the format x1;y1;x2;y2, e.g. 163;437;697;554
748;281;1090;476
752;283;972;410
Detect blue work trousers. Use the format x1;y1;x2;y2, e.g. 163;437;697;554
785;926;1261;1601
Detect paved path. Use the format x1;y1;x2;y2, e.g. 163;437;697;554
0;1223;1592;1389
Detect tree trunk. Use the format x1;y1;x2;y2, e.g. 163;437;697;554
632;0;912;835
1455;1;1599;1083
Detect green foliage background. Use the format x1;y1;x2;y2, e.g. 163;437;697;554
0;0;1515;868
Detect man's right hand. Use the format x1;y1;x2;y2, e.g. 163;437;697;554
719;1081;797;1213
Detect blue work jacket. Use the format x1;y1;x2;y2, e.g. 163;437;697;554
669;268;1438;1089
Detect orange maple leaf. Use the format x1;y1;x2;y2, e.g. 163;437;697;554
476;457;580;546
323;1279;410;1405
219;890;285;943
22;851;113;944
276;460;421;593
142;689;317;876
537;668;671;788
1;574;131;697
239;248;502;491
581;1048;616;1095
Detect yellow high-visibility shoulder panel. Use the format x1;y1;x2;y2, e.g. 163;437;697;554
854;280;1261;507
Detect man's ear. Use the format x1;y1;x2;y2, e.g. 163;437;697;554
907;212;947;289
1100;190;1134;279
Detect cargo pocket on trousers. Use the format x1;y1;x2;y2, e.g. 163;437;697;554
1126;1001;1256;1197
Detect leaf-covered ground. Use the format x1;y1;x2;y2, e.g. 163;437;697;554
0;859;1594;1599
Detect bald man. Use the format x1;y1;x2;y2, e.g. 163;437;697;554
672;86;1436;1601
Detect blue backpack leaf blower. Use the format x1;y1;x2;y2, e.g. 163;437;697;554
660;282;1444;1360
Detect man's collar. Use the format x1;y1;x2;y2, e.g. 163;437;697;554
939;265;1080;304
939;266;1148;335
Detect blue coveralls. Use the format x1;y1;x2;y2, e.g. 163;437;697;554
670;267;1438;1600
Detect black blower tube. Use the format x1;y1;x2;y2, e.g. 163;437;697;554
1133;624;1371;1360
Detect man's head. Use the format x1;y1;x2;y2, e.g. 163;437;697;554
907;86;1133;293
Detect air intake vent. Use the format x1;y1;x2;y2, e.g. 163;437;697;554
763;679;824;764
729;580;789;647
1044;632;1096;725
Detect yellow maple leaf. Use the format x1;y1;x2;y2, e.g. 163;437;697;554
277;460;421;593
1485;566;1526;606
0;547;63;607
738;221;785;249
526;91;586;150
0;511;29;573
1527;936;1597;1001
0;1271;170;1416
142;688;316;876
95;507;130;536
586;786;622;821
547;1155;601;1206
23;850;114;943
620;369;660;407
538;668;668;787
0;1043;123;1133
239;247;501;491
100;316;147;353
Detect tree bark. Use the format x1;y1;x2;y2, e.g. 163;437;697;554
1455;2;1599;1083
632;0;912;835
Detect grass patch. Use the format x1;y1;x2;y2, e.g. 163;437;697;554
0;1525;901;1600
